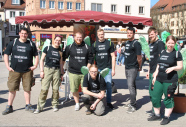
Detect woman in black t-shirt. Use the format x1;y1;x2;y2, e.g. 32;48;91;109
148;35;183;125
34;36;63;114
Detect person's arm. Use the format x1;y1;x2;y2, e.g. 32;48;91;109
152;64;159;85
111;52;116;76
146;66;150;79
87;46;93;68
83;87;104;99
90;90;105;110
4;54;14;72
30;56;39;71
60;52;64;80
165;61;183;73
137;55;142;71
40;53;46;79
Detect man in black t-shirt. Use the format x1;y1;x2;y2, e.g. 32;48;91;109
62;32;93;111
146;27;165;115
2;28;39;115
82;64;106;116
92;29;116;110
124;27;142;113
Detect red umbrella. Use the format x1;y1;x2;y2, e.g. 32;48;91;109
15;10;153;29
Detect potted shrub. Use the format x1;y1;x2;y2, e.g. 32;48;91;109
173;70;186;113
178;70;186;89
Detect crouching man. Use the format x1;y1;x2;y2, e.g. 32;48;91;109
82;64;106;116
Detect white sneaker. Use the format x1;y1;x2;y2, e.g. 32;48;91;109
75;103;80;111
34;109;41;114
53;106;59;112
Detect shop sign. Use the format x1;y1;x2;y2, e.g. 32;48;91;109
40;34;52;38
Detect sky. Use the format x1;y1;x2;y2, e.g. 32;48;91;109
151;0;159;7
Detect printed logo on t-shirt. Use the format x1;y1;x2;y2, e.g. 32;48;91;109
77;49;83;54
92;82;98;88
160;55;169;61
14;55;28;62
52;51;59;56
98;45;106;50
17;45;26;52
150;46;154;52
98;53;108;59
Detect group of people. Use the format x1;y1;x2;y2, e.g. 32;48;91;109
116;41;125;66
2;26;183;125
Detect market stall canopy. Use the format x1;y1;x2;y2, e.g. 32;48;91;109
15;11;153;29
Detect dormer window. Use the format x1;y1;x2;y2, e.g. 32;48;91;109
12;0;20;5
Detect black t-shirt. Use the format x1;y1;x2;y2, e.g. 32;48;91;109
4;39;38;72
92;39;115;70
43;46;61;68
83;73;106;93
149;39;165;73
124;39;141;69
63;41;93;74
156;50;182;83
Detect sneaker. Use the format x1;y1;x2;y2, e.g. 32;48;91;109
34;109;41;114
123;103;131;108
160;116;170;125
126;106;136;113
25;104;35;113
85;109;92;115
107;103;115;110
2;105;13;115
75;103;80;111
147;114;161;121
53;106;59;112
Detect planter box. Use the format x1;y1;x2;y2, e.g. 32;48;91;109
173;93;186;113
179;84;186;89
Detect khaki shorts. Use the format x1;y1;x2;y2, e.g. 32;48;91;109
7;70;33;91
68;72;84;93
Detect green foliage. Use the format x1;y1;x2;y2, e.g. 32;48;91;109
179;70;186;84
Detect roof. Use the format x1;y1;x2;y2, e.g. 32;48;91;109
15;11;153;29
151;0;186;13
3;0;25;10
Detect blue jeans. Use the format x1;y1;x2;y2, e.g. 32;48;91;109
116;52;120;65
119;54;125;65
98;69;112;103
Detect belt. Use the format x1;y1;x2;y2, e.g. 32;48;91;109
44;65;60;70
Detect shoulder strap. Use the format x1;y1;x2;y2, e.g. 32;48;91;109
88;73;90;81
85;44;88;49
161;50;164;54
94;41;96;47
13;38;17;46
132;40;137;47
69;44;72;50
176;51;178;58
98;73;100;82
47;46;50;51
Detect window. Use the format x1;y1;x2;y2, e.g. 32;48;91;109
40;0;46;9
12;0;20;4
171;21;174;26
67;2;72;10
181;20;183;25
111;5;116;13
125;6;130;13
160;15;162;19
11;25;16;31
139;6;144;14
19;12;25;16
171;29;174;34
76;3;81;10
171;13;174;18
10;11;15;18
165;22;167;28
91;3;102;12
32;1;34;10
177;29;179;35
58;1;63;10
161;7;164;11
49;1;55;9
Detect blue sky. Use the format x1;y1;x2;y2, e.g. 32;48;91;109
151;0;159;7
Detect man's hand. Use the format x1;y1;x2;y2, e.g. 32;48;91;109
40;72;44;79
8;67;14;72
29;66;37;71
90;103;97;110
112;70;115;77
138;68;142;72
146;73;149;79
61;75;63;81
96;93;104;99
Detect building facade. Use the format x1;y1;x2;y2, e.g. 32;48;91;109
85;0;151;44
151;0;186;38
26;0;85;48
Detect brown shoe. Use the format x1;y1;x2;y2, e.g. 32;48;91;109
86;110;92;115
